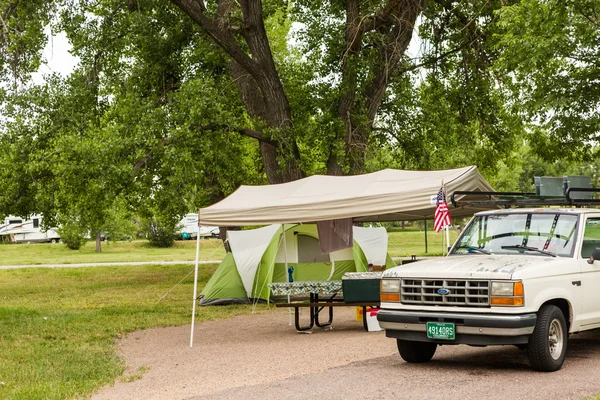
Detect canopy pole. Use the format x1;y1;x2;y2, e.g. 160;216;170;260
190;228;201;347
424;219;428;253
282;224;291;325
441;228;444;255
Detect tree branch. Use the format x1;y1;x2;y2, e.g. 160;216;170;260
132;138;168;174
130;125;274;175
338;0;361;124
364;0;424;123
397;42;468;74
357;0;405;37
170;0;260;78
216;0;234;29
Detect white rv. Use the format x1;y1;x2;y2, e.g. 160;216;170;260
177;213;219;239
0;215;61;244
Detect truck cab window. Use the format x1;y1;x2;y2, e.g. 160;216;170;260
581;218;600;258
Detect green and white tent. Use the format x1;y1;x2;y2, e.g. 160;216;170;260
200;224;395;305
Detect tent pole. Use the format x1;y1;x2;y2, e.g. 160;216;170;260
190;229;201;347
282;224;291;325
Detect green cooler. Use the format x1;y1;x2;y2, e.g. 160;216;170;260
342;272;383;303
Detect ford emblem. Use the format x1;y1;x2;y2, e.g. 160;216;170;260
437;288;450;295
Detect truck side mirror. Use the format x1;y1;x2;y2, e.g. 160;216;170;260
588;248;600;264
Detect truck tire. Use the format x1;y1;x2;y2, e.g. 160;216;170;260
397;339;437;363
527;304;567;372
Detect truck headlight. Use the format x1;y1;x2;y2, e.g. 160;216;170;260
491;281;524;306
380;279;400;302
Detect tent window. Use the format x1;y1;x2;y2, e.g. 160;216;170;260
297;234;329;262
33;219;39;228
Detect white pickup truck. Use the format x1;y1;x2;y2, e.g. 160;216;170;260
378;207;600;371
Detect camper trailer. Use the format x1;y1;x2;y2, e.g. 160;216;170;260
177;213;219;239
0;215;61;244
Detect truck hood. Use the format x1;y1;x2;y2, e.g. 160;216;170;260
384;254;562;280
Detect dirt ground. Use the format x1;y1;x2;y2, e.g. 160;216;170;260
93;308;393;400
92;308;600;400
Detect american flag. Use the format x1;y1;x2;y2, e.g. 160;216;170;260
434;187;452;232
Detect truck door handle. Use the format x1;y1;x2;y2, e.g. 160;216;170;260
572;281;581;286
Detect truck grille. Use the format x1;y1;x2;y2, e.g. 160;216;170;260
401;279;490;307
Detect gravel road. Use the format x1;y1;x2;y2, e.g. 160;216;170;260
93;308;600;400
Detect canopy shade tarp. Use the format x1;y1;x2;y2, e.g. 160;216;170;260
198;166;495;226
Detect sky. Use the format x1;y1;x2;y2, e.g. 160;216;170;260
31;30;79;84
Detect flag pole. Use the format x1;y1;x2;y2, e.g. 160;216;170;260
443;181;451;255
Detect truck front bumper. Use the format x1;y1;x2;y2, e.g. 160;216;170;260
377;309;537;345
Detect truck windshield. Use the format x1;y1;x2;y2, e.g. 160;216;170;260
451;213;578;257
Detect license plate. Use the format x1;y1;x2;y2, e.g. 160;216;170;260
426;322;455;340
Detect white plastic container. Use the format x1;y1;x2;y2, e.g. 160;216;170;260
366;308;383;332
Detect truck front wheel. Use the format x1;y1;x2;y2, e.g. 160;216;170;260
527;304;567;372
397;339;437;363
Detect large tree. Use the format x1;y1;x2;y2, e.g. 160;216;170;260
0;0;260;240
12;0;597;235
1;1;521;181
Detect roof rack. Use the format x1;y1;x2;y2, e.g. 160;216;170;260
450;187;600;208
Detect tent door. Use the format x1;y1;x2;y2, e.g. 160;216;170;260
295;232;335;280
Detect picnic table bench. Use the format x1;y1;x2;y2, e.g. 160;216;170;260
269;281;380;331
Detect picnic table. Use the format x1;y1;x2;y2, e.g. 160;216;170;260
269;280;380;331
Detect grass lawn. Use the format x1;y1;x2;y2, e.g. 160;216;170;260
2;233;600;400
388;228;459;257
0;239;226;266
0;263;267;400
0;229;458;266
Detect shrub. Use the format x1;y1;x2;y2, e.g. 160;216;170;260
58;221;88;250
142;218;176;248
101;200;139;243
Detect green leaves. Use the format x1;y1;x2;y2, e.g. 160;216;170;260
1;0;599;232
494;0;600;161
0;0;53;83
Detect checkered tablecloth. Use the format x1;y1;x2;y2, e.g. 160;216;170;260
269;280;342;296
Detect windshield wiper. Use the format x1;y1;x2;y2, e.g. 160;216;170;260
501;245;557;257
455;245;491;255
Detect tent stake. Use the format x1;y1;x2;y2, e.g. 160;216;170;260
190;229;201;347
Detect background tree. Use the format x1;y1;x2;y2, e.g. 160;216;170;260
0;0;261;247
494;0;600;161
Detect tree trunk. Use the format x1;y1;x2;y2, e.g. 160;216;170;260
327;0;424;176
228;61;300;183
171;0;422;180
95;231;102;253
171;0;303;184
235;0;302;183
